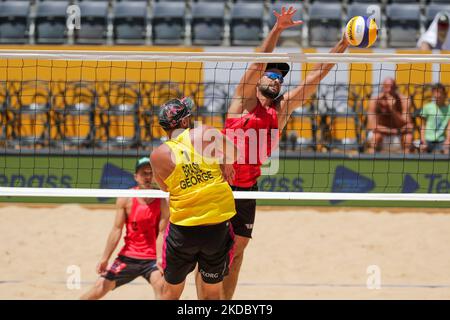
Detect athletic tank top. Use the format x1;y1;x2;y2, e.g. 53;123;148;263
118;195;161;260
224;101;279;188
164;128;236;226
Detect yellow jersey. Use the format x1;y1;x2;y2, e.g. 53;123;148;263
164;128;236;226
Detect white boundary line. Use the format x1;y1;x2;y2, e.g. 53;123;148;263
0;50;448;63
1;187;450;201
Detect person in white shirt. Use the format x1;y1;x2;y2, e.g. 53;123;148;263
418;12;450;51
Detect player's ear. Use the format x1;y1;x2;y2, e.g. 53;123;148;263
180;116;189;129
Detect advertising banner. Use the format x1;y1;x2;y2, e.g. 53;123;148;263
2;155;450;207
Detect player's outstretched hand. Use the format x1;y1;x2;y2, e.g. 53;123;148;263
274;6;303;30
96;260;108;275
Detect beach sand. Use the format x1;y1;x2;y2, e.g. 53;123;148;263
1;204;450;299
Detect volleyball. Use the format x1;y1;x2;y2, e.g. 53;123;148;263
345;16;378;48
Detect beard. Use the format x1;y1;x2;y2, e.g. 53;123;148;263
258;84;280;99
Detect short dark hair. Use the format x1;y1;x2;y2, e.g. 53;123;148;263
438;13;449;26
433;83;447;93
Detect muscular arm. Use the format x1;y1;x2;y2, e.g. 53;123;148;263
198;125;240;164
228;7;302;118
150;145;174;192
278;38;349;129
100;197;127;265
156;199;169;268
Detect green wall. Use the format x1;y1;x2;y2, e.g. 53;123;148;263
1;155;450;207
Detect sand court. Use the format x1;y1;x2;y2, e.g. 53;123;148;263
1;204;450;299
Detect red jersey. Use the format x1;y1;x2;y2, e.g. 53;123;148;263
224;101;278;188
119;197;161;260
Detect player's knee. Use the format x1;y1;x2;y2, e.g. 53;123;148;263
202;290;221;300
95;278;113;293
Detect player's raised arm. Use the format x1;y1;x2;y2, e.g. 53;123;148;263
278;36;349;129
228;6;303;117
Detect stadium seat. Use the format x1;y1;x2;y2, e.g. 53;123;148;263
0;82;8;145
230;2;264;46
347;2;380;18
191;2;225;46
426;3;450;28
0;1;30;44
199;88;225;129
35;1;68;44
98;83;141;149
198;82;229;114
309;0;341;2
349;0;379;3
269;2;303;46
75;1;109;44
388;0;420;3
152;2;186;45
386;3;421;48
8;81;52;148
328;112;361;152
140;106;164;146
308;2;342;47
285;107;317;151
113;1;148;44
53;82;97;148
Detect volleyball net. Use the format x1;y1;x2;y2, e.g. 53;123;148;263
1;50;450;203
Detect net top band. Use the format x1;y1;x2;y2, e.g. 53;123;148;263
0;50;448;64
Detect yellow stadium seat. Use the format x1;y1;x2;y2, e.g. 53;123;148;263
52;82;96;148
0;82;7;143
98;82;140;148
285;109;316;150
9;81;51;148
329;113;360;151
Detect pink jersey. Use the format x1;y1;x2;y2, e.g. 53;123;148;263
224;101;278;188
119;197;161;260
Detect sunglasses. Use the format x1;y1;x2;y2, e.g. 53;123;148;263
264;72;284;84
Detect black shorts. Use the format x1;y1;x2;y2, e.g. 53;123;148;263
230;184;258;238
163;221;234;285
426;141;445;153
102;255;158;288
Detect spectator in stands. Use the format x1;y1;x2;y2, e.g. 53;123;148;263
366;77;414;154
420;83;450;154
418;12;450;51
